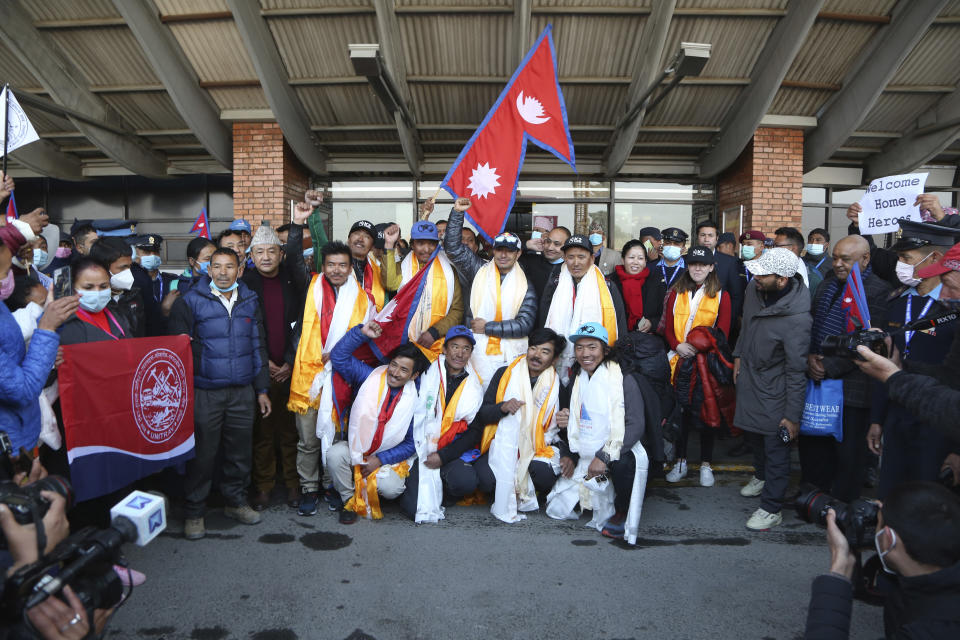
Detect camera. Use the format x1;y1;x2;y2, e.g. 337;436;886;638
821;329;888;361
794;488;880;548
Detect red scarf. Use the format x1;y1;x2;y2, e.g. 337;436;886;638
365;387;403;456
615;264;649;330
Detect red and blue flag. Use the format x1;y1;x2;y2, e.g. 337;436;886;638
841;261;872;331
4;190;17;224
368;247;441;361
190;207;211;240
440;25;575;242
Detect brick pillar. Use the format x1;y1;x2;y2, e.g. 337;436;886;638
232;122;309;229
717;127;804;235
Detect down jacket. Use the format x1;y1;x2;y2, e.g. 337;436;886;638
674;326;736;429
168;277;269;393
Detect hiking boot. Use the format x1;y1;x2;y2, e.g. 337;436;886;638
746;507;782;531
339;508;358;525
298;492;319;516
740;477;765;497
251;490;270;511
699;464;715;487
666;460;687;483
224;504;262;525
183;517;205;540
601;512;627;540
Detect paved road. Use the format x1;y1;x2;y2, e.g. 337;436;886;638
105;472;884;640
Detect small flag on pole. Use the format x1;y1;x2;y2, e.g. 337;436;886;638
4;190;17;224
190;207;211;239
1;86;40;157
841;261;872;331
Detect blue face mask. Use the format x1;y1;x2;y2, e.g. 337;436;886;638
741;245;756;260
32;249;48;268
78;288;112;313
662;245;682;262
140;255;162;271
588;233;603;246
303;247;315;258
211;281;239;294
806;243;824;256
196;261;209;275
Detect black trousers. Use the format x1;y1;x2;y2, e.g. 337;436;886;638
474;454;559;495
399;458;479;520
798;405;869;502
677;409;715;462
746;431;791;514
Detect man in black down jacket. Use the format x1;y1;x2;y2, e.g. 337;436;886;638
804;482;960;639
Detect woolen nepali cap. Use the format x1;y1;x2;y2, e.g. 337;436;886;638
250;224;281;247
916;241;960;278
444;324;476;345
745;247;799;277
686;245;714;265
661;227;688;243
349;219;376;240
739;229;766;243
411;220;438;241
562;234;593;253
569;321;609;344
638;227;662;241
891;219;960;252
229;219;253;234
493;232;522;250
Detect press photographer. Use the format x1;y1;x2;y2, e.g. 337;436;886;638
803;482;960;639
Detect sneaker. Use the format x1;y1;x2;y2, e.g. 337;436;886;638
184;517;205;540
113;565;146;587
699;464;715;487
601;512;627;540
746;507;782;531
740;476;765;497
666;460;687;483
324;486;343;512
339;508;358;525
223;504;262;525
298;492;319;516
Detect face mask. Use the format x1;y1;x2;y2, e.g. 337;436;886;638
589;233;603;246
55;247;72;259
111;268;134;291
140;255;162;271
895;260;922;287
874;527;897;575
211;281;239;294
806;243;824;256
196;260;210;275
78;288;111;313
303;248;314;259
662;245;682;262
531;231;542;240
33;249;48;268
0;270;14;301
741;245;756;260
550;257;564;264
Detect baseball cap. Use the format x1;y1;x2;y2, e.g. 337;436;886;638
349;220;376;240
563;234;593;253
916;241;960;279
411;221;439;241
745;247;799;278
686;245;715;265
638;227;662;241
229;219;253;234
492;232;522;251
662;227;688;243
568;321;609;344
444;325;476;346
373;223;389;250
739;230;766;243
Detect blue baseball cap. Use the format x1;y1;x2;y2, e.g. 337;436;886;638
229;219;253;234
569;322;608;344
444;325;476;346
411;221;439;241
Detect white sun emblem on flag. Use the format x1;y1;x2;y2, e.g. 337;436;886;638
467;162;501;200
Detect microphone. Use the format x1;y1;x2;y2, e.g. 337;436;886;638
109;490;167;547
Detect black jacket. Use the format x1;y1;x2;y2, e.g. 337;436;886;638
130;262;178;337
714;250;744;321
241;224;309;366
607;267;664;329
518;252;561;300
535;268;628;339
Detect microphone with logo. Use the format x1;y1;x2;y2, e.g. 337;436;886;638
2;490;166;635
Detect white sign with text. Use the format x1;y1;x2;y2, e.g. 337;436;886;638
858;172;928;235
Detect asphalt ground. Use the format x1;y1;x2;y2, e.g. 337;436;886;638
103;465;886;640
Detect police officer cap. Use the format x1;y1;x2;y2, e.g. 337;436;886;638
661;227;688;243
128;234;164;250
891;219;960;252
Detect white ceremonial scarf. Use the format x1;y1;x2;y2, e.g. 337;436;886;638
400;251;456;344
469;260;529;386
347;365;417;465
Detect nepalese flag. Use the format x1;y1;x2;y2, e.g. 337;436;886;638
5;191;16;224
842;261;872;331
368;246;440;361
190;207;211;239
441;25;575;242
59;335;196;502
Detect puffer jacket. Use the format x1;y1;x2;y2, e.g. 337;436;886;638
443;207;538;338
733;276;812;434
168;277;269;392
675;326;736;428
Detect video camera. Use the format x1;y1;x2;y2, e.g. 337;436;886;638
821;308;959;360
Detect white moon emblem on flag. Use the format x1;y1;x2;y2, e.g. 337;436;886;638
516;91;551;125
467;162;501;199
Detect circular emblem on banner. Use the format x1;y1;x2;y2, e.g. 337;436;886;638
131;348;188;443
3;101;32;150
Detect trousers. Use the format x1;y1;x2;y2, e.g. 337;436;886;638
746;430;791;514
326;441;407;503
294;408;323;493
399;458;479;520
251;378;298;493
474;454;559;496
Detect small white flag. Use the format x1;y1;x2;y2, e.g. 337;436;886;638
1;87;40;156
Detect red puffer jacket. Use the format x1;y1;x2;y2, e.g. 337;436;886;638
674;326;736;428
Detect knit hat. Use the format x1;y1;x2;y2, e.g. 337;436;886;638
745;247;799;277
250;224;282;247
0;220;32;254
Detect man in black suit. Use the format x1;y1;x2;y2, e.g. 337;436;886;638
695;220;743;322
129;234;180;337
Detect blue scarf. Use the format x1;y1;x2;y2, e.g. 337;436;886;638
810;265;872;354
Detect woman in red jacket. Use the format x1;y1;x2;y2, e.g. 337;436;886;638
662;246;730;487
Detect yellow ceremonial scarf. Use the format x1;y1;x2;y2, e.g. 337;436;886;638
480;356;556;457
668;288;721;381
592;267;619;346
287;274;369;413
412;257;450;362
366;256;385;311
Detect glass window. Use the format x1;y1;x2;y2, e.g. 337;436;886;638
46;178;125;222
831;188;865;205
128;176;205;221
417;182;455;203
615;182;714;201
612;202;694;251
802;187;826;204
517;180;609;200
801;206;828;237
828;206;849;248
331;181;412;200
331;202;414;244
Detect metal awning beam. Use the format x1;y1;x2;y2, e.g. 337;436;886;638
11;139;84;181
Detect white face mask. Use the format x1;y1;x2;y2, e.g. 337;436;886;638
110;268;135;291
874;527;897;575
895;260;922;287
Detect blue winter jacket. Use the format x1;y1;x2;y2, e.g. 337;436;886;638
167;277;270;393
331;325;415;465
0;303;59;452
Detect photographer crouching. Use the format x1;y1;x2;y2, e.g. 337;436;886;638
804;482;960;639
